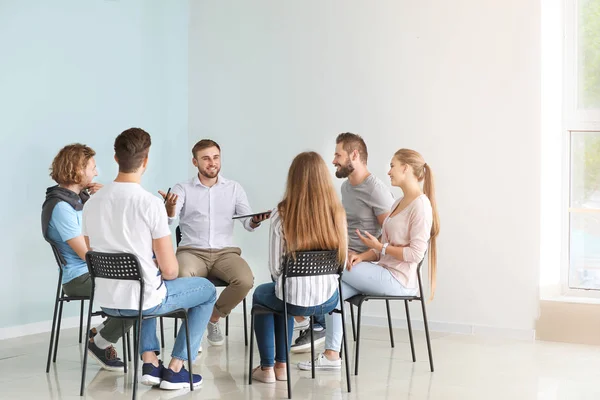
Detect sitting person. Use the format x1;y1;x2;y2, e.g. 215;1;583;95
159;139;269;347
82;128;217;390
251;151;347;383
41;143;130;371
298;148;440;371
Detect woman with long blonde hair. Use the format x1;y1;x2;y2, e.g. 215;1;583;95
299;148;439;371
251;151;348;383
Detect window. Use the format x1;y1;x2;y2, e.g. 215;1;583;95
565;0;600;293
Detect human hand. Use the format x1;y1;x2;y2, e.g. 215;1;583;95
87;182;103;195
251;212;272;225
158;189;179;217
356;229;382;251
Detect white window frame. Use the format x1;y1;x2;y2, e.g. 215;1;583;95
562;0;600;297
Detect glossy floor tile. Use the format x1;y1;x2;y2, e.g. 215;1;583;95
0;319;598;399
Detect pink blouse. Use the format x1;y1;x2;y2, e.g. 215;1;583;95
376;194;432;289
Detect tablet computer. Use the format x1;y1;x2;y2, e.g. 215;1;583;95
232;211;272;220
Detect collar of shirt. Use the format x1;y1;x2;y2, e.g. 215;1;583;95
192;174;229;188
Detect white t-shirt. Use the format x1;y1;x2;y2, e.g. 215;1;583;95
82;182;170;310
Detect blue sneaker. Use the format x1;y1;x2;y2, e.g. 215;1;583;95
141;360;164;386
159;366;202;390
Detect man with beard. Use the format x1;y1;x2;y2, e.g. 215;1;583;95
160;139;269;347
290;132;394;354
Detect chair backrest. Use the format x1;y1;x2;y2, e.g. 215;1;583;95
86;251;143;282
47;241;67;269
176;226;182;247
85;251;145;318
282;250;342;278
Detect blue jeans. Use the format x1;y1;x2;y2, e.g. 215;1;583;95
103;277;216;362
325;262;417;352
252;282;339;367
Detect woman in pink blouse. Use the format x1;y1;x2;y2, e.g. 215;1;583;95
298;148;440;371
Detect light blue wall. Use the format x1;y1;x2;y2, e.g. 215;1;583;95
0;1;189;328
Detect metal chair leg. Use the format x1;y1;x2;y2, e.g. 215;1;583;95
354;302;363;376
174;318;177;339
340;297;352;392
404;300;416;362
283;305;292;399
53;301;64;363
160;317;165;348
79;301;84;344
132;319;142;400
127;329;132;362
243;298;248;346
420;299;434;372
46;289;61;373
226;314;229;336
80;298;95;396
385;299;395;348
310;316;315;379
121;322;128;374
184;316;194;391
248;311;255;385
350;303;356;341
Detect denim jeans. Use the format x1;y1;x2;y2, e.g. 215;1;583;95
325;262;417;352
252;282;339;367
102;277;216;362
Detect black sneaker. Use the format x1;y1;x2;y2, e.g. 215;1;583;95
291;328;326;354
87;341;125;372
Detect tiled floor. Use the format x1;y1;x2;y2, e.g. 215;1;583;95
1;320;599;399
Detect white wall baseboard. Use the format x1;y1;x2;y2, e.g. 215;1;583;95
357;315;535;341
0;310;535;342
0;315;105;341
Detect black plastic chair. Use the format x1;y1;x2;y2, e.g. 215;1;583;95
80;251;195;399
248;250;352;399
345;258;434;375
169;226;248;346
45;242;119;373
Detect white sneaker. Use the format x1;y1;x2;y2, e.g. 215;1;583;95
294;318;310;331
297;353;341;371
207;321;224;346
198;345;203;353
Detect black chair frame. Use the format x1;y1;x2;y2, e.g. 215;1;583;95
80;251;195;399
346;258;434;375
248;250;352;399
45;242;123;373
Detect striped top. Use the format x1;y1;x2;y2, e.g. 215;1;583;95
268;209;340;307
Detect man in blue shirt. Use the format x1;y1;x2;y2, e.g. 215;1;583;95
42;143;131;371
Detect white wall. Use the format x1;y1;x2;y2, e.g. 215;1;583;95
0;0;189;330
189;0;541;336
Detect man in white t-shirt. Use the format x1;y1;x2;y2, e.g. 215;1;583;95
82;128;217;390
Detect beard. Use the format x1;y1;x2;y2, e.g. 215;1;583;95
334;161;354;179
199;166;220;179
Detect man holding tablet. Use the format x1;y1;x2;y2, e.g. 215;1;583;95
159;139;269;347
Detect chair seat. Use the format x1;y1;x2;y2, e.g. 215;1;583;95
346;294;420;307
208;277;228;287
104;308;188;321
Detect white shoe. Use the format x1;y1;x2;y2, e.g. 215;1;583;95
297;353;341;371
198;345;203;353
294;318;310;331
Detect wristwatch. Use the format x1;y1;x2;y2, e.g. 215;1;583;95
381;243;389;255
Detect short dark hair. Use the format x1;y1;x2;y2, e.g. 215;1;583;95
336;132;368;164
50;144;96;185
192;139;221;158
114;128;152;173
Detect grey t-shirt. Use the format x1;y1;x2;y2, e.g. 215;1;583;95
341;174;395;253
